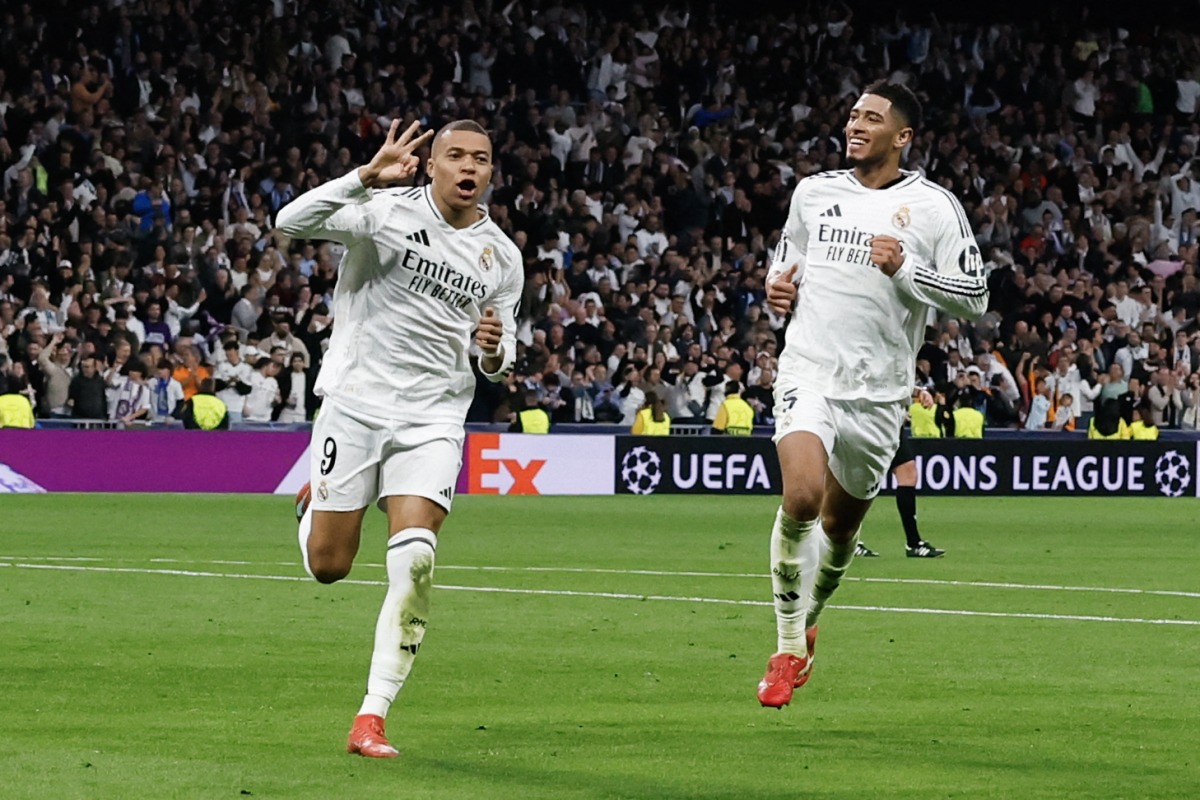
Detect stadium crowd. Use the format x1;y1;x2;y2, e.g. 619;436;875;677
1;0;1199;436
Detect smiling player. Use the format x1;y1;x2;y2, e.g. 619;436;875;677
276;119;522;756
756;81;988;708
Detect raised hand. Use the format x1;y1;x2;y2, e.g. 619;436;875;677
766;264;799;316
358;120;435;189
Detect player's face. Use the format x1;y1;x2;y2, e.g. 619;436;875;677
844;94;911;169
428;130;493;212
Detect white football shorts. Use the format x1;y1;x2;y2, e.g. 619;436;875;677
773;383;906;500
308;401;463;512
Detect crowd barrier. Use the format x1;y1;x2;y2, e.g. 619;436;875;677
0;430;1195;499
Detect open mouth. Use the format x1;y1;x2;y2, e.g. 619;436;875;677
455;178;477;198
847;136;869;150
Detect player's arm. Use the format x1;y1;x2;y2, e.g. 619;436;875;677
882;195;988;319
275;120;432;244
765;180;810;315
476;252;522;382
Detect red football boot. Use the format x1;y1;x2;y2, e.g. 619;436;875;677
346;714;400;758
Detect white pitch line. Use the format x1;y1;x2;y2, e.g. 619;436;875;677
1;561;1198;628
6;555;1197;601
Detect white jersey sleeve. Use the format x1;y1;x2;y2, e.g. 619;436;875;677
767;180;809;286
889;190;987;320
478;240;523;382
274;170;378;245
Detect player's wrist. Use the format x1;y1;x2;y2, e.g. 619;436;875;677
356;166;380;189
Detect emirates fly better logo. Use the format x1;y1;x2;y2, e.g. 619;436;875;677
1154;450;1191;497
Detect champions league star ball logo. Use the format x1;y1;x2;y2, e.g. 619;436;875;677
621;446;663;495
1154;450;1190;497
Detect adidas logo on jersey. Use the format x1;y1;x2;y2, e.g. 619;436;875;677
819;204;843;217
405;230;432;246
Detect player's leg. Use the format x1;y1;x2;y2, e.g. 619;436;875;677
758;389;835;708
349;426;461;757
806;469;874;628
806;398;904;628
299;404;383;583
773;430;828;654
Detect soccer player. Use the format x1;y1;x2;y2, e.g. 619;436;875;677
757;81;988;708
276;119;522;756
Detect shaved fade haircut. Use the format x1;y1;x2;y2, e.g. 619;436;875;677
432;120;491;155
863;79;923;132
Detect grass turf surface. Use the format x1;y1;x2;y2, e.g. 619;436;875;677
1;494;1198;799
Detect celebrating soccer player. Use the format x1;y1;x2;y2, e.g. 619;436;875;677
276;119;522;756
756;81;989;708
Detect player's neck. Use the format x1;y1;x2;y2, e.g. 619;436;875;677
852;161;904;190
432;191;482;230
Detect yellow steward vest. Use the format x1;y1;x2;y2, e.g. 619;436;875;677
192;394;228;430
518;408;551;434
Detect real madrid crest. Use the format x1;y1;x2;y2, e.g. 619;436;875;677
317;480;329;502
479;245;494;271
892;206;911;229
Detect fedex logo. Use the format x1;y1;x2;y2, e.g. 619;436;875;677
467;433;546;495
464;434;615;496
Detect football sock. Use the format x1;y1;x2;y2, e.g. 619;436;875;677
771;507;819;656
807;525;858;628
297;505;315;580
358;528;437;719
896;486;921;548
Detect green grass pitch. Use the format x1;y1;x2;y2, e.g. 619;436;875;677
1;494;1198;799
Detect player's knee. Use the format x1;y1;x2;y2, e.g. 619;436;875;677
781;485;822;521
308;555;352;584
821;512;857;543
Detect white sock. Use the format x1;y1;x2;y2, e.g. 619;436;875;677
806;525;858;628
358;528;437;719
298;505;315;580
771;507;819;655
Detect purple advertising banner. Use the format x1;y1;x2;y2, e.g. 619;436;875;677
0;430;311;494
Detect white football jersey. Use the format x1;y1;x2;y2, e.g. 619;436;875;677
768;169;988;402
276;171;521;423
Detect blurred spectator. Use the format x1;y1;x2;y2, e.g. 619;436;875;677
631;391;671;435
214;340;254;424
68;356;107;420
182;379;230;431
713;381;754;436
509;390;551;433
243;358;281;422
109;361;151;426
0;374;35;428
275;353;308;423
38;332;75;416
150;359;185;422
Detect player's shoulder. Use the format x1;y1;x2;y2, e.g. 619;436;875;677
795;169;851;192
910;176;972;234
371;184;425;200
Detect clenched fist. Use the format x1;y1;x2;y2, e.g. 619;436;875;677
869;235;906;277
766;264;799;316
475;306;503;356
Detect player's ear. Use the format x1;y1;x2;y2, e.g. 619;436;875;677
895;126;913;149
425;155;435;178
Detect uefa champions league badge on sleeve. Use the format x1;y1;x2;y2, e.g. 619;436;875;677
892;205;911;229
479;245;494;271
